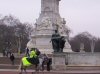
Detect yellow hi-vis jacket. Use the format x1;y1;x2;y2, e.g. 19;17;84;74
29;50;37;58
22;50;37;66
22;57;32;66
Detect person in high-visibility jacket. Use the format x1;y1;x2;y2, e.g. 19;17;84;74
29;48;37;58
22;57;32;66
22;48;40;67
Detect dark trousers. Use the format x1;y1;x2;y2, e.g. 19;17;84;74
47;62;50;71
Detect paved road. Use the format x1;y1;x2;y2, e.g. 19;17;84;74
1;69;100;74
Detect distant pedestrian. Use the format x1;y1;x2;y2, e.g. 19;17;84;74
10;53;15;65
2;49;6;56
41;54;52;71
47;57;52;71
25;47;30;57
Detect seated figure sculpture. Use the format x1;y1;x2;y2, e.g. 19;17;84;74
59;36;66;52
51;30;66;52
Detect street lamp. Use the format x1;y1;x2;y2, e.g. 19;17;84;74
15;28;21;55
90;37;96;53
18;36;21;55
80;42;85;52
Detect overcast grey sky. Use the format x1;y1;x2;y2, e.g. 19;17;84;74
0;0;100;37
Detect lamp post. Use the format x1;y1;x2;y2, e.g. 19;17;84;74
15;28;21;55
18;36;21;55
80;42;85;52
84;33;96;53
90;37;96;53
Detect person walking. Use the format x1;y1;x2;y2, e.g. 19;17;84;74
25;47;30;57
10;53;15;65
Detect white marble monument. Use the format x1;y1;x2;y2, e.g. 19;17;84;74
27;0;72;54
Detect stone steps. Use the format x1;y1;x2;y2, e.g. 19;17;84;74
1;64;100;71
0;57;21;64
0;56;50;70
0;70;100;74
66;66;100;71
0;56;22;69
0;64;18;69
0;64;50;71
1;57;100;71
0;64;38;70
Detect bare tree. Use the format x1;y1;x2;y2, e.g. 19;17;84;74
0;15;34;53
70;32;97;52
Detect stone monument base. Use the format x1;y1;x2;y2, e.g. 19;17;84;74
66;52;100;66
27;34;72;54
27;34;54;54
52;52;100;70
52;53;66;70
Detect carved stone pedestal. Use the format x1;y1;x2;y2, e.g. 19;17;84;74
52;53;66;70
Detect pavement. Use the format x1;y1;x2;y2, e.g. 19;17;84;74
1;69;100;74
